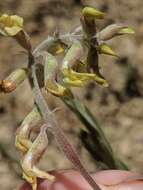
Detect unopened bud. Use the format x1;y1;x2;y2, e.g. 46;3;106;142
97;24;135;41
82;7;104;19
1;68;28;93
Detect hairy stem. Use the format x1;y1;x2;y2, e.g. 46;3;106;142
28;40;101;189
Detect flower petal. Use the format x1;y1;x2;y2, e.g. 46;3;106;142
5;26;22;36
97;43;118;57
46;79;70;97
48;40;67;55
11;15;23;27
63;69;109;87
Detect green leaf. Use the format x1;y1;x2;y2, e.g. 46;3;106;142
63;95;128;170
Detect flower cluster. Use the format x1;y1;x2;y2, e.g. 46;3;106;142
0;8;134;97
42;7;134;96
0;6;134;190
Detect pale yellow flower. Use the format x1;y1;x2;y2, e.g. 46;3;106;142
62;40;109;88
63;69;109;87
0;14;23;36
46;79;71;97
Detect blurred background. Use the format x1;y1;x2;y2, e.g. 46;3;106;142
0;0;143;189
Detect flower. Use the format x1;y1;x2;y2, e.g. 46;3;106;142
96;24;135;41
0;14;23;36
63;69;108;87
62;41;109;87
38;51;70;97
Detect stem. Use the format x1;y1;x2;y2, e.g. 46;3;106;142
39;21;127;170
28;39;101;189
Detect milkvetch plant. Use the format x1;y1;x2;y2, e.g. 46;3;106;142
0;6;134;190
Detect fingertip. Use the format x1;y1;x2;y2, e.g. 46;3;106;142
18;170;93;190
18;182;31;190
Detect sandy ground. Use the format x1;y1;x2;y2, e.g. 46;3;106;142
0;0;143;189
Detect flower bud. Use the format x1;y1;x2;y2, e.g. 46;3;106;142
1;68;28;93
97;24;135;41
82;7;104;19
